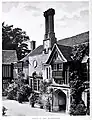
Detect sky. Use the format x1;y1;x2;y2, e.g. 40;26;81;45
2;1;89;48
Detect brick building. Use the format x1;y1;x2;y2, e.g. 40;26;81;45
17;8;89;113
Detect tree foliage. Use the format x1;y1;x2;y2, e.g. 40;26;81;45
71;42;89;61
69;42;89;115
2;22;30;60
39;80;52;94
6;71;32;102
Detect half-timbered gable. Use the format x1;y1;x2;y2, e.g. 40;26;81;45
43;43;72;85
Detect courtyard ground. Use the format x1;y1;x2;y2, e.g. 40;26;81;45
2;97;68;116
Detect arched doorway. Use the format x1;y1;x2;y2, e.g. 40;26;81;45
53;89;66;112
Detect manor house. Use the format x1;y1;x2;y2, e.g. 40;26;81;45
15;8;89;113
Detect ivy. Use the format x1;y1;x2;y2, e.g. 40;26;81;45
69;42;89;115
71;42;89;61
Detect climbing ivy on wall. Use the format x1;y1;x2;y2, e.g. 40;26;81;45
69;42;89;115
71;42;89;61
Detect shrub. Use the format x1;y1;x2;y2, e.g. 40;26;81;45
6;81;32;102
17;91;23;103
7;90;15;100
45;98;51;112
37;94;44;109
70;100;87;115
18;84;32;102
16;84;32;103
2;106;7;116
29;92;36;107
2;89;8;96
6;82;18;100
75;103;86;115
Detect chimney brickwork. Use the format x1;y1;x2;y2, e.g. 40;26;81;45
30;40;36;51
43;8;57;50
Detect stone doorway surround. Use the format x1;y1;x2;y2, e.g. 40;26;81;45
49;86;70;113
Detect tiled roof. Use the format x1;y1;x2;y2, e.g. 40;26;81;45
2;50;18;64
20;45;44;61
20;31;89;61
28;45;44;56
57;31;89;47
57;44;73;61
46;44;73;64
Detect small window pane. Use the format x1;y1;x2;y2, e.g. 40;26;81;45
57;64;63;70
46;68;48;79
52;64;57;70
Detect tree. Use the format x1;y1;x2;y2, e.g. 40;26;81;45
69;70;87;115
69;42;89;115
39;80;52;94
2;22;30;60
71;42;89;61
2;22;14;49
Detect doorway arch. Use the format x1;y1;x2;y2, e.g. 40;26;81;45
53;89;66;111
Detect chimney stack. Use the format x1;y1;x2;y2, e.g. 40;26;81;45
43;8;57;50
44;8;55;38
30;40;36;51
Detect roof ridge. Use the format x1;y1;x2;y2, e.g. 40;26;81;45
57;43;73;48
19;45;43;61
58;31;89;41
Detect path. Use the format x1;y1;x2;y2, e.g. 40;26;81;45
2;99;68;116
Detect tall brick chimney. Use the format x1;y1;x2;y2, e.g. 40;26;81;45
43;8;57;51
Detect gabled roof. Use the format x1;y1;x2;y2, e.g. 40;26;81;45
29;31;89;57
57;31;89;47
57;44;73;61
20;45;44;62
28;45;43;56
2;50;18;64
20;31;89;62
46;44;73;64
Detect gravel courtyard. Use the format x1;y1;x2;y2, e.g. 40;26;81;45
2;98;68;116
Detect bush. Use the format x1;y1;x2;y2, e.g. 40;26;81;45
17;85;32;103
17;91;23;103
2;106;7;116
29;92;36;107
6;81;32;102
37;94;44;109
45;98;51;112
70;100;87;115
18;84;32;102
7;90;15;100
2;89;8;96
6;82;18;100
75;103;86;115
